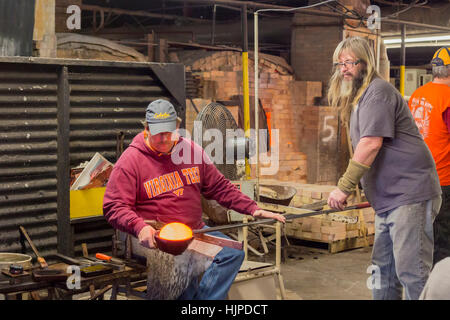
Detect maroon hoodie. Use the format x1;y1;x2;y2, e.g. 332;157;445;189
103;132;260;237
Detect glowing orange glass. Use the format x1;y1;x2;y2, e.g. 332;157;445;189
159;222;193;241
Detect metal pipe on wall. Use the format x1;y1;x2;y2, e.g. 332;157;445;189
241;4;251;180
254;12;260;200
400;24;406;96
56;66;72;256
211;5;217;45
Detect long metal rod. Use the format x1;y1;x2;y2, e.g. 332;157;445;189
254;12;259;199
400;24;406;96
242;4;251;179
211;5;216;45
81;4;207;24
193;202;371;234
383;18;450;33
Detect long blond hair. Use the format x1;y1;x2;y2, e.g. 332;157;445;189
327;37;381;123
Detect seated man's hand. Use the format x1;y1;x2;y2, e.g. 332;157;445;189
138;225;157;249
252;209;286;223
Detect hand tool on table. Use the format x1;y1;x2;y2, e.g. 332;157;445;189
19;226;68;282
79;264;114;277
54;253;90;266
54;253;115;277
82;255;125;271
19;226;48;269
95;253;125;265
150;202;371;255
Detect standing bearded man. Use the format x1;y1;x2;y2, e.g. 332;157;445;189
326;37;441;300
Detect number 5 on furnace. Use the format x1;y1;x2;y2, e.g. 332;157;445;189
322;115;335;143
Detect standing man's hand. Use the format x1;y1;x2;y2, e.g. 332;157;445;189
253;209;286;223
138;225;157;249
327;188;350;211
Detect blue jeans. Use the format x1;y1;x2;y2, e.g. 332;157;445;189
177;227;245;300
371;197;441;300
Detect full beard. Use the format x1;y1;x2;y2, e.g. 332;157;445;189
339;69;366;102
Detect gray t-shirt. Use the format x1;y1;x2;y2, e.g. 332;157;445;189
350;77;441;214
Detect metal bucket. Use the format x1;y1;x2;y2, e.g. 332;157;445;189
259;184;297;206
0;253;32;270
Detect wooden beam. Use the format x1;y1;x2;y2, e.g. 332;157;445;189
56;66;72;256
158;38;168;63
146;33;155;62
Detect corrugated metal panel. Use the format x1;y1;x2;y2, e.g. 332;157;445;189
68;65;173;165
0;63;58;258
0;57;185;259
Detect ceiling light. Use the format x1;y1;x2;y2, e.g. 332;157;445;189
384;35;450;44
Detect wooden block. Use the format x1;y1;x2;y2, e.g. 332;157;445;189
311;191;322;200
346;230;359;239
362;208;375;222
366;223;375;235
301;232;313;239
321;220;332;227
333;232;346;241
285;228;295;237
331;221;346;227
321;225;346;234
301;221;312;232
345;222;360;231
328;235;374;253
311;232;322;240
188;239;222;259
294;230;303;238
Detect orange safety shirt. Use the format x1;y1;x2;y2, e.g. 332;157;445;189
409;82;450;186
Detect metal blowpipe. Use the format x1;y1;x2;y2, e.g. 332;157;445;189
193;202;371;234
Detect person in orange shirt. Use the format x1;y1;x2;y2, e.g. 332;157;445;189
409;47;450;266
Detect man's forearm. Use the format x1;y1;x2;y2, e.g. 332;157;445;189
337;136;382;195
352;136;383;166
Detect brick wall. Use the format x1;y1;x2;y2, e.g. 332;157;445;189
179;51;346;184
291;12;342;95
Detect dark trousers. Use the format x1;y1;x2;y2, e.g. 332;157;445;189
434;185;450;266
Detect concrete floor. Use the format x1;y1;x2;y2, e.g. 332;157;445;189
94;242;374;301
0;241;375;301
250;240;374;300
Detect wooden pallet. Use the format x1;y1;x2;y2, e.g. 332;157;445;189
327;234;374;253
285;231;374;253
283;207;375;253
